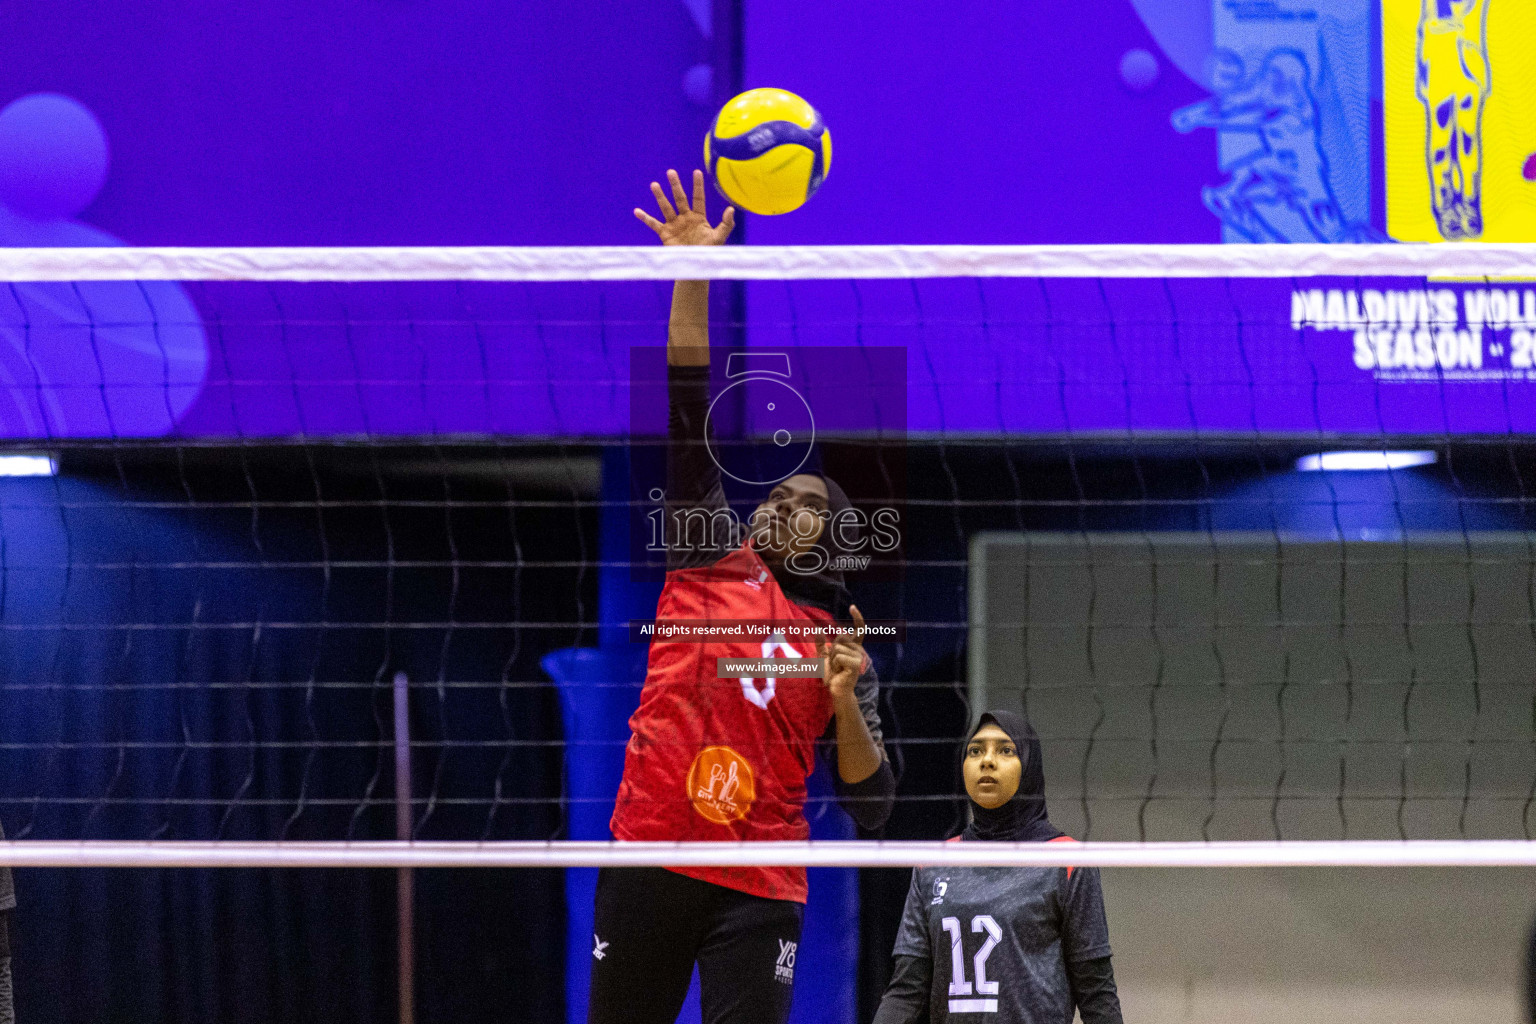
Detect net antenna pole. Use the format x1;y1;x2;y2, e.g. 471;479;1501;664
393;670;415;1024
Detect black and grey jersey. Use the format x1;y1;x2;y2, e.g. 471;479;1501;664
892;850;1112;1023
0;817;11;912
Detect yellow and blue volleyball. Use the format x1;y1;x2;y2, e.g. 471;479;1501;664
705;88;831;216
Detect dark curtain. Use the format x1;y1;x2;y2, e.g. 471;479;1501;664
0;446;589;1024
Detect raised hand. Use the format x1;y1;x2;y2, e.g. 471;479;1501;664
817;605;868;705
635;169;736;246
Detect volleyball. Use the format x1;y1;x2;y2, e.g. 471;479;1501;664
705;88;831;216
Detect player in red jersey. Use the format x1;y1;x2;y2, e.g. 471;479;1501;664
586;170;896;1024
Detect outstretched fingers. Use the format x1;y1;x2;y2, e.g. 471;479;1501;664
634;208;665;233
713;206;736;242
830;604;867;648
692;169;708;215
650;181;677;221
668;169;691;214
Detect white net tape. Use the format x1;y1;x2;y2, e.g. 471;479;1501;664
0;839;1533;869
3;242;1536;281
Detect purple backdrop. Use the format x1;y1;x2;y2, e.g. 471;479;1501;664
0;0;714;246
0;1;713;439
740;1;1218;245
2;0;1528;441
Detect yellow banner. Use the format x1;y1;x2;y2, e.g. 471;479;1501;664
1384;0;1536;241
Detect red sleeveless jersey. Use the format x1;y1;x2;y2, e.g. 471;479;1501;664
610;540;837;903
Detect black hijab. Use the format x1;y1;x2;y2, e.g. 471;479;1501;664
961;710;1064;843
764;472;858;622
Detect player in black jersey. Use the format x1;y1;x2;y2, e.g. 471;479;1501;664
1526;911;1535;1024
873;711;1123;1024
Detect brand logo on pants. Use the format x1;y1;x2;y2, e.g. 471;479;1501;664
774;939;797;984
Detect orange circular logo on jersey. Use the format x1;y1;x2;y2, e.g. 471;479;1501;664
686;746;756;825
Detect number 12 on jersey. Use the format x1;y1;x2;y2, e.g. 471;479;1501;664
941;915;1002;1013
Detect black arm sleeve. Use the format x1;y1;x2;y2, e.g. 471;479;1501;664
1067;955;1123;1024
834;758;895;832
823;660;895;831
871;955;930;1024
666;364;739;571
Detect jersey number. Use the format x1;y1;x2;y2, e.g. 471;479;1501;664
941;915;1002;1014
739;634;797;710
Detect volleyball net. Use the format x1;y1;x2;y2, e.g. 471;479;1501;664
2;243;1536;871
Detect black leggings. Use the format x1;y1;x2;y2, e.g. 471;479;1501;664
588;868;803;1024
